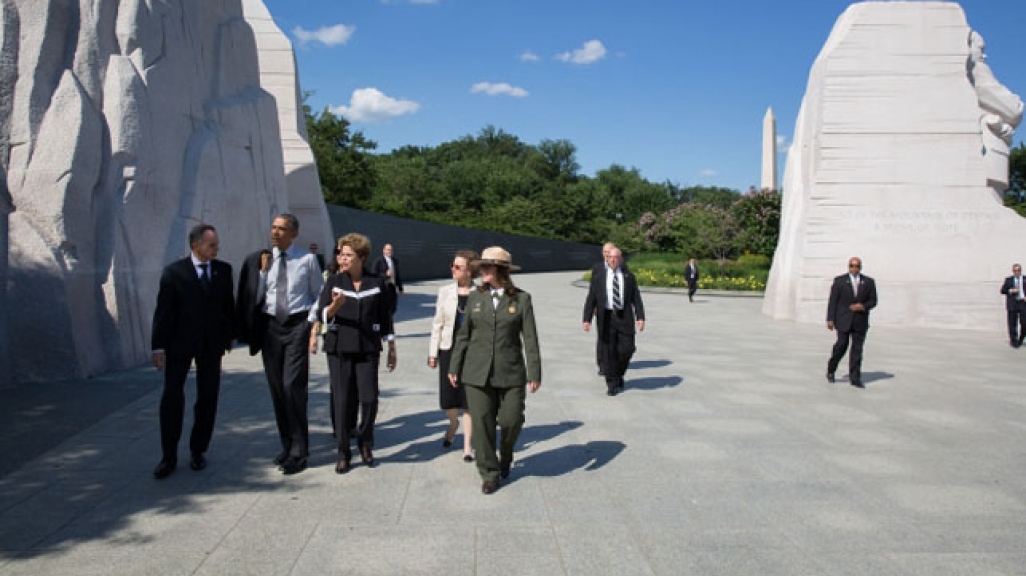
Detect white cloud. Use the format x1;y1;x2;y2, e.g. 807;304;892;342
292;24;356;47
555;39;607;65
470;82;529;98
700;169;718;177
776;134;790;152
332;88;420;123
520;51;539;62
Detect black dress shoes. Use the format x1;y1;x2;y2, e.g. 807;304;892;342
153;459;176;480
442;437;453;448
281;456;307;475
500;459;512;479
826;372;836;383
190;453;206;471
273;451;288;467
850;380;865;389
359;445;376;468
463;454;474;463
481;480;499;494
606;388;618;397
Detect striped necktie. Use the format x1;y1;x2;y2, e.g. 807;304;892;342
612;272;622;310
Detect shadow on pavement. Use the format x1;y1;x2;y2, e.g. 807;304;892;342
626;375;683;391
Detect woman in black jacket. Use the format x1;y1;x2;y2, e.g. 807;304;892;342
310;233;396;473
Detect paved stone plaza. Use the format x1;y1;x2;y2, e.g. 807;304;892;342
0;271;1023;576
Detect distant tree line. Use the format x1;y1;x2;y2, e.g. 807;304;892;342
305;105;781;258
1003;143;1026;216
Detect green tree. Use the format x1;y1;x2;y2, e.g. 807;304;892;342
530;139;580;182
1004;143;1026;216
678;185;740;209
306;106;378;207
731;188;781;256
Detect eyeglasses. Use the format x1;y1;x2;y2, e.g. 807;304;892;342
450;263;465;270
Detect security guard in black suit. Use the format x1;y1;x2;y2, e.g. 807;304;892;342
826;256;878;388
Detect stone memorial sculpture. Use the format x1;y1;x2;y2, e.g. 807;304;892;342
764;2;1023;331
0;0;331;382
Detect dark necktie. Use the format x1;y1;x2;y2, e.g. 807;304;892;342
612;272;622;310
275;252;289;323
199;263;211;292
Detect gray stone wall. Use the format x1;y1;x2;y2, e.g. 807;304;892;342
326;205;600;281
0;0;328;382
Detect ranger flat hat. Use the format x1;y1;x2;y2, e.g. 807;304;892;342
473;246;521;271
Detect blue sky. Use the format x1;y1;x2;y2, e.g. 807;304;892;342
261;0;1024;193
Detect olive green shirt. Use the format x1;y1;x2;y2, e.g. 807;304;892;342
448;288;541;388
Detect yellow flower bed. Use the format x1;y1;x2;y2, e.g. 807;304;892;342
632;268;765;291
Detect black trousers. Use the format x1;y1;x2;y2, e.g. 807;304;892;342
687;281;697;301
325;356;359;437
262;313;310;459
159;353;222;462
599;310;636;392
1006;307;1025;344
327;352;380;457
828;328;867;382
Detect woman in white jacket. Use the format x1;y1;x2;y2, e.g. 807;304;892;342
427;250;477;462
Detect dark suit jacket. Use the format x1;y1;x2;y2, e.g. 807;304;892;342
582;267;645;333
236;249;269;356
826;274;878;333
1000;276;1026;311
449;288;541;388
152;257;235;359
316;270;394;355
685;263;699;285
371;255;403;292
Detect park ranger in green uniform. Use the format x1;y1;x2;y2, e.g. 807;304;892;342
448;246;542;494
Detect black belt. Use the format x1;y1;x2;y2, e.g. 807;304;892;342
267;311;310;324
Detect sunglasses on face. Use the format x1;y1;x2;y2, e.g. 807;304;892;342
451;263;465;270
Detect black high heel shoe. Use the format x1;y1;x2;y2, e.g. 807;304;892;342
359;444;376;467
335;458;350;474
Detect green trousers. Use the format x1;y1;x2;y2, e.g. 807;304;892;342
465;383;526;482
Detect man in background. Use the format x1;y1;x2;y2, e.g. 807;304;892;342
826;256;878;388
583;247;645;396
1000;263;1026;347
372;242;403;315
684;258;699;302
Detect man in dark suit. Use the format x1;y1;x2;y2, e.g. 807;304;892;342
685;258;699;302
583;247;645;396
236;214;323;475
371;243;403;315
588;242;617;375
309;242;325;272
151;224;236;479
1000;263;1026;348
826;256;878;388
